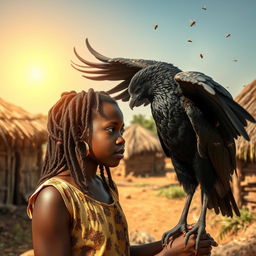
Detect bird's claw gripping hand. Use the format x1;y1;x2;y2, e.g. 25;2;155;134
161;222;188;246
184;222;206;250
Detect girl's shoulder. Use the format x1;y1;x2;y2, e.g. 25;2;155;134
30;184;70;221
27;177;76;219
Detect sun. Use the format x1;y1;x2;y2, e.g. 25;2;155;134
28;66;44;84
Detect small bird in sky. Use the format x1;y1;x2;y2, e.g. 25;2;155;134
233;59;238;62
154;24;159;30
202;6;207;10
187;39;193;43
225;33;231;38
190;20;196;27
200;53;204;59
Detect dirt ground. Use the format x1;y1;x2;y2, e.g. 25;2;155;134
115;173;230;244
0;173;250;255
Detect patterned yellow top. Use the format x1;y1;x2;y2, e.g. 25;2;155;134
27;176;130;256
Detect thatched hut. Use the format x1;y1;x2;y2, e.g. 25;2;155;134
0;98;47;205
232;80;256;211
112;124;165;176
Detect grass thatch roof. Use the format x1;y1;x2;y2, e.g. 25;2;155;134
0;98;47;148
235;79;256;162
123;124;163;159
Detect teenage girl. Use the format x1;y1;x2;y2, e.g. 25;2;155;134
27;89;217;256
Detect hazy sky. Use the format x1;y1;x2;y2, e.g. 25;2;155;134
1;0;255;124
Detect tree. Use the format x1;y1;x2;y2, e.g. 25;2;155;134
130;114;157;134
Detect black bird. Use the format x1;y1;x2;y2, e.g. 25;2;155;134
154;24;159;30
190;20;196;27
72;39;256;249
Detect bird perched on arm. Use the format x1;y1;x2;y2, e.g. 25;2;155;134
72;39;256;249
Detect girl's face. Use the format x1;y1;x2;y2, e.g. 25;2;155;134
89;101;125;167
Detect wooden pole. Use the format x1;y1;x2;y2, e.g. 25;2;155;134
232;159;243;208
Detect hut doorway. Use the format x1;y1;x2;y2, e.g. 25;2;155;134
13;152;21;204
0;150;16;205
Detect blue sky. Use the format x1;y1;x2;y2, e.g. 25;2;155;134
1;0;255;124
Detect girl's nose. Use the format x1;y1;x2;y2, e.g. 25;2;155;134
116;135;125;145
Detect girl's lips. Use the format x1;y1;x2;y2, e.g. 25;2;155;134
114;148;125;154
113;149;125;159
113;153;124;159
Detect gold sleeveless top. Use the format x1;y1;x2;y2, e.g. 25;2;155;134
27;176;130;256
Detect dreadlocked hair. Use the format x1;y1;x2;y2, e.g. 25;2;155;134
37;88;116;193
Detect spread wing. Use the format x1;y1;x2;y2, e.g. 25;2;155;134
175;71;255;141
71;38;157;102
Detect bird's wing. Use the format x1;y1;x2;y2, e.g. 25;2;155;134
156;129;171;157
183;100;239;216
175;71;255;141
71;39;157;101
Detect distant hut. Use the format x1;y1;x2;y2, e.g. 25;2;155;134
113;124;165;176
0;98;47;205
232;80;256;211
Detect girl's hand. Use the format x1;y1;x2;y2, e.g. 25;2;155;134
196;232;218;256
158;231;218;256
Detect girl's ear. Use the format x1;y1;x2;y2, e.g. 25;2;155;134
83;141;90;157
75;141;90;158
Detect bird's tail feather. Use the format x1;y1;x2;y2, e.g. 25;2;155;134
208;189;240;217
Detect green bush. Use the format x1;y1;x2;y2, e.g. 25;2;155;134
216;208;255;240
157;185;186;199
134;183;150;187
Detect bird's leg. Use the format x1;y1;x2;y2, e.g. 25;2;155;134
184;192;209;250
162;192;194;245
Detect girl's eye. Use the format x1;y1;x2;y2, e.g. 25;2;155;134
106;127;115;134
121;128;125;135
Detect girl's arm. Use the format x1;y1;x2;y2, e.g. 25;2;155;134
32;186;71;256
130;241;162;256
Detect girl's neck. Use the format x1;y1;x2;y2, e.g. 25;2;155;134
56;159;99;181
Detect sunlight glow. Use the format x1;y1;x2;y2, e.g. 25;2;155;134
29;67;43;82
2;41;68;114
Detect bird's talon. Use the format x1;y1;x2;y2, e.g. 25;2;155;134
184;234;190;246
195;238;200;251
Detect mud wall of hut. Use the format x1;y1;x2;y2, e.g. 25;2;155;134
124;152;165;176
233;160;256;211
0;146;42;205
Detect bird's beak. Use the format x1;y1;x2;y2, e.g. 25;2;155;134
129;96;146;109
129;98;136;110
